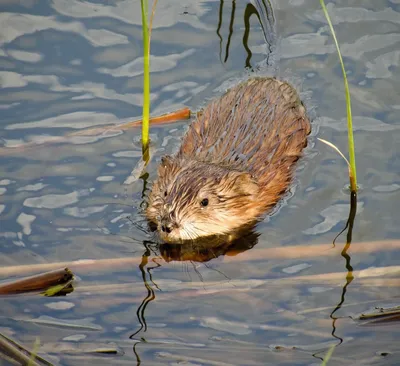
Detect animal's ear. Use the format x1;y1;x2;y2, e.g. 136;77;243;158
161;155;172;168
158;155;180;175
234;172;259;197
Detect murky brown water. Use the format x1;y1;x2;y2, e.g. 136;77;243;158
0;0;399;365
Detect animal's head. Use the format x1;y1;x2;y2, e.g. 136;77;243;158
146;156;260;243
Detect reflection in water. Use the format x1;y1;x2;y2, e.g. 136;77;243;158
323;192;357;358
130;241;159;340
243;2;258;69
216;0;224;62
159;229;259;262
130;229;258;353
311;192;357;361
225;0;236;64
130;242;156;366
217;0;276;69
140;171;150;201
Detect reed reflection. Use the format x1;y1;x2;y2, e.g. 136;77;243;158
329;192;356;343
217;0;276;69
311;193;357;362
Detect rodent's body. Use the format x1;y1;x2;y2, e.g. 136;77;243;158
146;77;311;243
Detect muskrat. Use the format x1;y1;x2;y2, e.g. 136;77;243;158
146;77;311;243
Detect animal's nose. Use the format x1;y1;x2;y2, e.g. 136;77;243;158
161;223;173;234
160;216;175;234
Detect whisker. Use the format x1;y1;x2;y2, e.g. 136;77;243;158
203;262;233;283
191;261;205;288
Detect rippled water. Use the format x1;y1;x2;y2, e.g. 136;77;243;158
1;0;399;365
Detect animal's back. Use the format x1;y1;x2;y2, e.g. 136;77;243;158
146;77;311;243
178;77;311;210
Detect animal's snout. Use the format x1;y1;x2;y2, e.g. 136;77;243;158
159;205;177;235
161;223;173;234
160;215;176;234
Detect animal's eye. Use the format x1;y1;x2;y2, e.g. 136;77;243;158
164;191;167;197
200;198;209;207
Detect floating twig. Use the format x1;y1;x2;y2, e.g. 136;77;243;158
0;333;52;366
0;268;73;295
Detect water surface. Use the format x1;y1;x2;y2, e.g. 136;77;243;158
0;0;399;365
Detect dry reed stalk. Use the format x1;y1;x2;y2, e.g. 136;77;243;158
0;108;191;156
70;107;191;136
279;266;400;284
148;0;158;49
1;240;398;279
223;240;400;263
298;298;397;315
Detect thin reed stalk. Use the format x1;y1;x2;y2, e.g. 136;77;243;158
148;0;158;48
140;0;150;160
320;0;357;192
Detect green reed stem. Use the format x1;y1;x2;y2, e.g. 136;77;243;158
141;0;150;160
320;0;357;192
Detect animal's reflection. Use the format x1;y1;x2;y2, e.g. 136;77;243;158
130;228;259;346
159;228;260;262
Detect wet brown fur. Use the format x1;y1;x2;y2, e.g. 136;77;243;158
146;77;311;243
